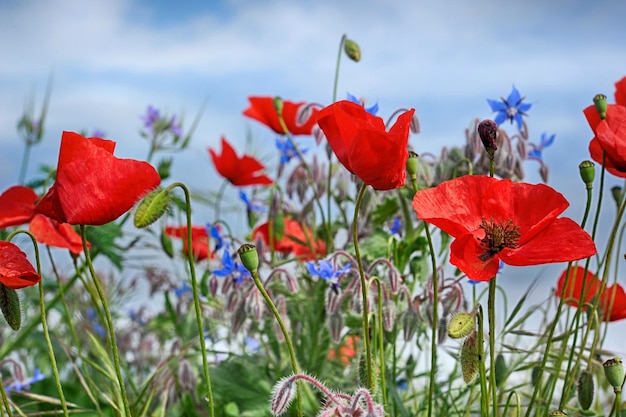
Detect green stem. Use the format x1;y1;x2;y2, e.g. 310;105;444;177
477;306;489;417
487;278;498;417
17;142;32;185
214;179;229;222
373;277;388;412
170;183;215;417
353;182;374;389
80;225;132;417
332;34;347;103
0;379;14;417
250;268;303;417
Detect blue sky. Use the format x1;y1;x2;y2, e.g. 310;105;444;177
1;0;626;348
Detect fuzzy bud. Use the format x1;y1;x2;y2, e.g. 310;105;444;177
270;375;296;416
548;410;567;416
477;119;498;157
343;38;361;62
237;244;259;273
461;331;479;384
160;230;174;258
406;151;419;182
134;188;170;228
577;370;594;410
402;309;420;342
495;353;507;387
448;312;475;339
0;284;21;331
382;301;395;332
328;311;343;343
578;161;595;189
593;94;607;120
603;357;625;389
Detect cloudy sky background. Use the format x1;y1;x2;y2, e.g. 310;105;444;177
1;0;626;350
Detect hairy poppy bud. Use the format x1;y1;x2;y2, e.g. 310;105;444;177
593;94;607;120
270;375;297;416
548;410;567;416
577;370;594;410
237;244;259;273
477;119;498;157
461;331;479;383
578;161;595;189
603;357;625;389
495;353;507;387
134;188;170;228
343;38;361;62
160;230;174;258
406;151;419;182
448;312;475;339
0;284;21;331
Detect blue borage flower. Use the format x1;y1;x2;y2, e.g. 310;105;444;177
487;86;532;131
306;259;352;290
275;137;307;164
528;132;556;160
5;369;45;393
213;251;251;284
239;190;266;213
390;215;402;236
86;307;106;337
208;223;225;250
347;92;379;115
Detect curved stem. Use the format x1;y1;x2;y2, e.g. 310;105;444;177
353;182;373;389
171;182;215;417
80;225;132;417
332;34;347;103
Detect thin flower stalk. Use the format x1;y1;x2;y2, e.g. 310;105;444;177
372;276;388;412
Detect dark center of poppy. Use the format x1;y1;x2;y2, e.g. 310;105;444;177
477;218;520;261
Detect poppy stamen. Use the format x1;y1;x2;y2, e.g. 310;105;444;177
477;218;520;261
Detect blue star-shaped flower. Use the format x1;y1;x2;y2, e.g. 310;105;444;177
208;224;225;250
347;92;379;115
390;216;402;236
239;190;266;213
5;369;45;393
528;132;556;160
275;137;307;165
213;251;251;284
487;86;532;131
306;260;352;289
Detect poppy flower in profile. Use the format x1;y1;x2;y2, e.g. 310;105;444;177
165;225;210;261
0;241;41;289
556;266;626;322
584;103;626;178
317;100;415;190
0;186;38;228
615;76;626;107
252;218;325;260
208;137;273;186
243;96;319;136
28;214;86;255
412;175;596;282
328;335;359;365
35;131;161;225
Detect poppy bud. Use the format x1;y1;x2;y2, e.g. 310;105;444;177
461;331;479;383
344;38;361;62
0;284;21;331
273;96;284;117
603;357;625;389
593;94;607;120
447;311;475;339
406;151;419;182
612;186;623;207
160;230;174;258
477;119;498;157
495;353;507;386
237;244;259;273
531;365;542;387
578;161;595;189
577;370;594;410
134;188;170;228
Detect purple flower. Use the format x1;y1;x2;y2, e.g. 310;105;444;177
208;224;225;250
487;86;532;131
213;251;251;284
174;281;192;297
91;129;106;138
347;92;379;115
141;105;160;129
170;115;183;137
528;132;556;160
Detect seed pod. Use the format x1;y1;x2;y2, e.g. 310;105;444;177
603;357;625;389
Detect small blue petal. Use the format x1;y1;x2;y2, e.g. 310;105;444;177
493;112;507;126
517;102;532;112
487;99;507;112
507;86;522;105
528;149;542;159
346;92;360;104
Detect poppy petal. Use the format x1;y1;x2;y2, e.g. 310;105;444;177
449;233;501;282
0;241;41;289
29;214;86;255
0;186;38;228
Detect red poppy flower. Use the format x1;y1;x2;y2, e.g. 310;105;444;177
0;186;38;228
208;137;273;186
615;76;626;107
584;104;626;178
34;131;161;225
0;241;41;289
165;225;210;261
317;100;415;190
556;266;626;322
243;96;319;136
29;214;87;255
253;218;325;260
412;175;597;282
328;335;359;365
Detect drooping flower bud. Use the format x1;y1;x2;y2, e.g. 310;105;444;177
612;186;623;207
577;370;594;410
270;375;297;416
603;357;625;389
495;353;507;387
0;284;21;331
328;311;343;343
402;309;419;342
477;119;498;158
237;244;259;273
578;161;595;189
343;38;361;62
406;151;419;182
160;230;174;258
134;188;170;228
448;311;476;339
461;331;479;383
593;94;607;120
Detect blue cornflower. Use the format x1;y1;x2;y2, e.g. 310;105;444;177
347;92;379;115
86;307;106;337
390;216;402;236
213;251;251;284
5;369;45;393
306;260;352;288
487;86;532;131
208;224;225;250
528;132;556;160
275;137;307;164
239;190;266;213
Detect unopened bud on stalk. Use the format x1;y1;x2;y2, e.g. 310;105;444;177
461;331;479;383
402;309;419;342
612;186;623;206
134;188;170;228
448;311;476;339
0;284;21;331
548;410;568;416
477;119;498;158
406;151;419;182
495;353;507;387
578;161;595;189
237;244;259;273
160;230;174;258
603;357;625;389
343;38;361;62
593;94;607;120
577;370;594;410
273;96;283;116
